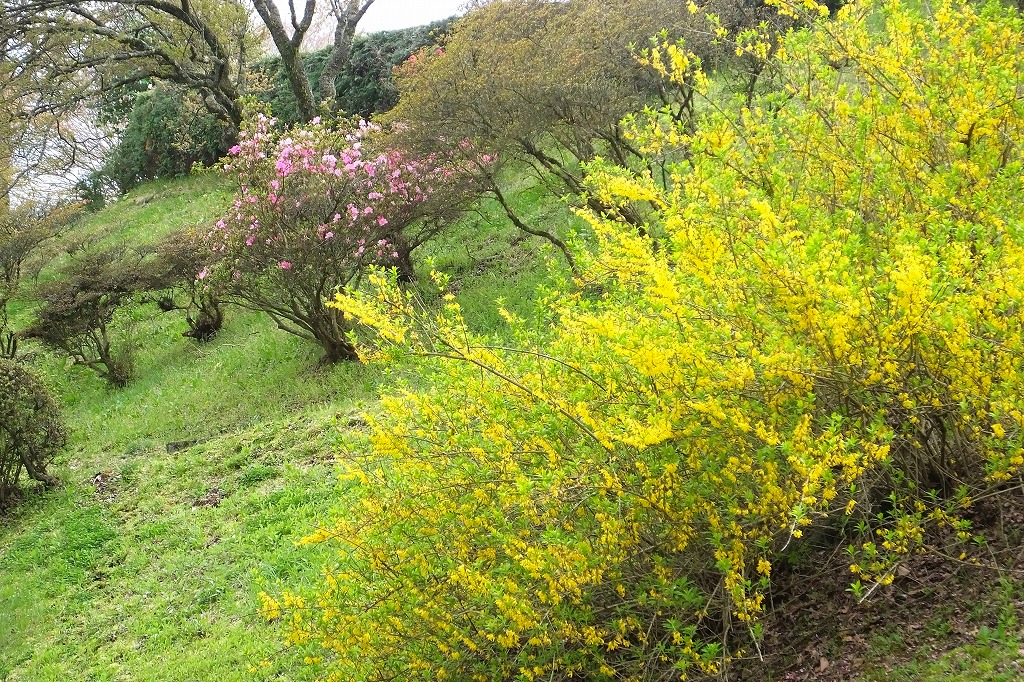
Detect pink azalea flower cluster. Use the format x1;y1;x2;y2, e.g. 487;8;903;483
212;119;415;270
206;115;488;289
198;113;496;359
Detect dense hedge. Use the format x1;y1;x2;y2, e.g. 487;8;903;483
100;83;229;194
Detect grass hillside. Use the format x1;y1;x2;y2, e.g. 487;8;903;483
0;173;564;681
5;1;1024;680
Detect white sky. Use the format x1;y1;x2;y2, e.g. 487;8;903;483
359;0;467;33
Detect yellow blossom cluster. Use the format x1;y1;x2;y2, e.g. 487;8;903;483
273;0;1024;679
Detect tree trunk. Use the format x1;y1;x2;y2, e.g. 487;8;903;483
318;1;375;109
251;0;319;122
321;336;360;363
280;44;318;122
20;453;59;487
236;30;249;95
0;114;12;220
394;248;415;284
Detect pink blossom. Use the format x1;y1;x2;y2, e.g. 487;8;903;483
213;113;473;298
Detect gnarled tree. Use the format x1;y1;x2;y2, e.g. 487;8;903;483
2;0;262;138
143;227;226;341
0;200;80;358
249;0;375;120
25;245;148;386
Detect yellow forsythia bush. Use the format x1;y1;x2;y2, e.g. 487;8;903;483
271;0;1024;678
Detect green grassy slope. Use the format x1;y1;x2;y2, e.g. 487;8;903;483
0;173;567;681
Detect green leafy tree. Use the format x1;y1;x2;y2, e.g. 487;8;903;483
385;0;764;261
0;49;87;209
2;0;262;135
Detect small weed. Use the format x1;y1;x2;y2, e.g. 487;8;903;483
868;629;905;656
238;465;279;488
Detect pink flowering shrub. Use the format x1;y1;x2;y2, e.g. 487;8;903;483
207;114;484;362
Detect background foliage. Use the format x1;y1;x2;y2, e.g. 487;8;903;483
251;19;454;125
100;84;230;194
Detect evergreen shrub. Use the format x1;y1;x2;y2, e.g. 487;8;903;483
0;360;65;509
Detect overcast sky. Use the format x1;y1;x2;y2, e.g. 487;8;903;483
359;0;467;33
